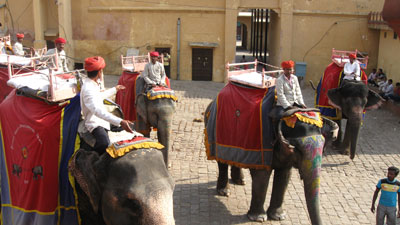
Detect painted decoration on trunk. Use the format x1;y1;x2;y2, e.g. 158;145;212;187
0;91;80;224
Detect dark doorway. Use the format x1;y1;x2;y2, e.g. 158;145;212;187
155;47;171;78
242;24;247;49
46;40;55;49
192;48;213;81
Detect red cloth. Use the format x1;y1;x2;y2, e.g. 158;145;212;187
84;56;106;72
1;91;64;211
349;53;356;59
55;37;66;44
216;83;267;150
281;60;294;69
150;51;159;57
116;72;171;122
116;71;140;121
0;68;14;104
16;33;24;38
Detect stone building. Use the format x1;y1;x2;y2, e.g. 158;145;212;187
0;0;394;83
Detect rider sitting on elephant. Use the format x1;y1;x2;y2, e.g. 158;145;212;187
80;56;134;155
343;53;361;82
142;51;167;90
275;60;307;118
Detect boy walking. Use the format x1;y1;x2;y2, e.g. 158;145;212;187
371;166;400;225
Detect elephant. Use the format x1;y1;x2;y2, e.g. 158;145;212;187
204;98;339;225
69;144;175;225
312;79;383;159
69;99;175;225
135;78;177;168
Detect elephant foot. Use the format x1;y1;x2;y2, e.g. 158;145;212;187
331;141;341;150
267;208;287;221
341;148;350;156
231;178;246;186
247;212;267;222
216;187;230;197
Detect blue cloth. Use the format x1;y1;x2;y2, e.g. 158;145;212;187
377;178;400;207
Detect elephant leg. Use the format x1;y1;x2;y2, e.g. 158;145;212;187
135;115;151;138
216;162;230;196
247;169;270;222
230;166;245;185
267;167;291;221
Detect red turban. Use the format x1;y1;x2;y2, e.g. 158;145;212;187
16;33;24;39
55;37;66;44
349;53;356;59
84;56;106;72
281;60;295;69
150;51;159;57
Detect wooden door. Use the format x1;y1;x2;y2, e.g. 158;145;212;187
192;48;213;81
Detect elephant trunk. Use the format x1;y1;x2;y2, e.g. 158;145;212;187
157;119;173;167
344;119;361;160
142;188;175;225
298;135;325;225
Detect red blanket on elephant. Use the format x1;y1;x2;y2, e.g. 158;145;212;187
0;67;17;104
115;71;171;122
205;82;275;169
0;91;80;224
315;63;367;120
116;71;140;121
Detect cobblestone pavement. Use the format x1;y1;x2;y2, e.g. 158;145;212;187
105;76;400;225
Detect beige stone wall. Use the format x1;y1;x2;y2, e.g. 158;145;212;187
0;0;35;46
378;30;400;82
291;14;381;83
2;0;389;83
289;0;385;83
72;1;227;80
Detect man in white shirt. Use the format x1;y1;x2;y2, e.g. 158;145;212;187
81;56;133;154
380;79;394;100
13;33;25;56
343;53;361;81
141;51;166;89
276;60;306;111
368;68;378;87
45;37;69;72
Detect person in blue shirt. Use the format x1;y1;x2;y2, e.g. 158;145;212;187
371;166;400;225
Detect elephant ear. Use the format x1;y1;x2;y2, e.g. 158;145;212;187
68;149;102;213
327;88;342;110
365;89;385;110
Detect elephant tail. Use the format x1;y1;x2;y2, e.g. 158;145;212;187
309;80;316;90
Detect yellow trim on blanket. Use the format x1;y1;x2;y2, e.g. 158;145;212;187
106;141;164;158
146;92;178;101
283;112;323;128
68;134;82;225
296;112;323;128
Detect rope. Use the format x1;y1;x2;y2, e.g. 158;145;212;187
257;61;281;70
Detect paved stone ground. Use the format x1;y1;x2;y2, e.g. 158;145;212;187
105;75;400;225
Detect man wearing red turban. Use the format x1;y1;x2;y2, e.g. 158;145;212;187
44;37;68;72
276;60;306;110
13;33;25;56
80;56;133;155
343;52;361;81
141;51;167;89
